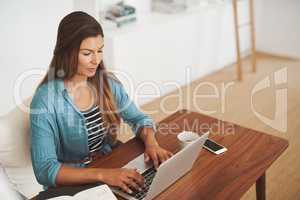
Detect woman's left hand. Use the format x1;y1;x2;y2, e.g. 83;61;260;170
144;145;173;169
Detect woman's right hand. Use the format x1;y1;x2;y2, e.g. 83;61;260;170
98;168;144;194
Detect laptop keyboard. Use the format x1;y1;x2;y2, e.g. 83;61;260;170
128;167;157;200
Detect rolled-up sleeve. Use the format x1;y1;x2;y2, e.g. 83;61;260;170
30;100;61;187
110;79;157;136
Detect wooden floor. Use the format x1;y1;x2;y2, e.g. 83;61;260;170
119;53;300;200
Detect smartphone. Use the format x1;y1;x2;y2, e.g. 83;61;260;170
203;139;227;155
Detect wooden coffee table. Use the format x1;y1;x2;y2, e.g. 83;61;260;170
89;109;289;200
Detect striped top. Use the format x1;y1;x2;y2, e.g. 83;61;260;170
81;105;107;160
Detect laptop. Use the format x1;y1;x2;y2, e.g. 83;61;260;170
111;131;209;200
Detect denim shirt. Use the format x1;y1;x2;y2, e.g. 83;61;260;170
30;78;156;187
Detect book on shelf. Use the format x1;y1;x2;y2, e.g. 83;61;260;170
105;14;137;27
103;2;137;28
109;3;136;17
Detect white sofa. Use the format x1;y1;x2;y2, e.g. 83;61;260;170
0;98;43;199
0;165;24;199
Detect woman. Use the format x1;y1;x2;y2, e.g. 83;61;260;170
30;11;172;194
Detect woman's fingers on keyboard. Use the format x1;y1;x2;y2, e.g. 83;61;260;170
128;169;144;186
126;178;142;191
120;182;132;194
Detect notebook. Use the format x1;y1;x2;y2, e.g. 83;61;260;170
48;184;117;200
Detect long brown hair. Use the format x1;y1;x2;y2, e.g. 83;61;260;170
39;11;121;129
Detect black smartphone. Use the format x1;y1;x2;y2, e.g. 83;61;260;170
203;139;227;154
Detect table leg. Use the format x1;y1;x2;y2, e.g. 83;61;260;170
256;173;266;200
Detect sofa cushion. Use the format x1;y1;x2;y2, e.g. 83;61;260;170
5;166;42;198
0;99;31;167
0;98;43;198
0;165;24;200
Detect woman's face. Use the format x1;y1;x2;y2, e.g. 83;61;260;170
77;35;104;78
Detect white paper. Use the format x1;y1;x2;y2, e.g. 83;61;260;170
48;184;117;200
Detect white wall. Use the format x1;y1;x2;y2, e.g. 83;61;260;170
255;0;300;59
0;0;73;116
